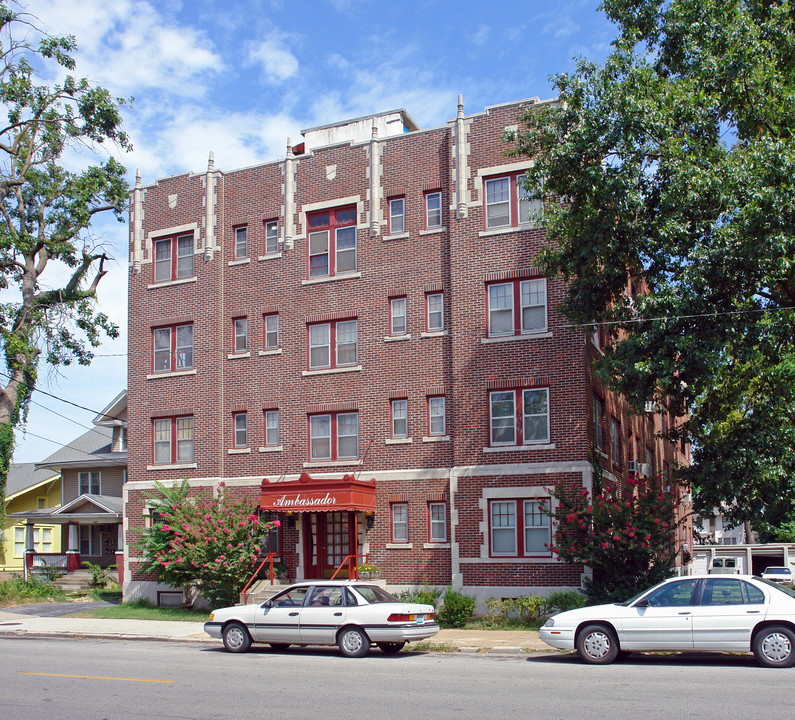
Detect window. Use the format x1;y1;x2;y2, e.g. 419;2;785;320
484;171;542;229
390;297;407;336
309;412;358;461
308;319;357;370
233;412;248;448
233;317;248;353
14;527;24;556
307;206;357;278
264;313;279;350
425;191;442;229
429;502;447;542
153;416;194;465
391;399;408;438
14;527;53;557
389;197;405;234
264;220;279;255
153;232;194;282
489;388;550;446
428;396;446;436
120;427;128;452
489;499;550;556
593;396;604;451
234;225;248;259
80;525;101;556
426;293;444;332
487;279;547;336
153;324;193;373
264;410;280;447
611;418;621;465
78;471;101;495
391;503;408;542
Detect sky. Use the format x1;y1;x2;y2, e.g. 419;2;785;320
10;0;617;463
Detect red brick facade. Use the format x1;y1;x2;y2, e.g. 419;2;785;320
124;98;691;604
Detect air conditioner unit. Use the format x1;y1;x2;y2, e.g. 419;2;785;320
637;463;650;476
644;401;657;413
628;460;638;473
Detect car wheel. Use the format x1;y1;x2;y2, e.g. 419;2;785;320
222;622;251;653
269;643;291;651
753;626;795;668
576;624;619;665
378;642;405;655
338;627;371;658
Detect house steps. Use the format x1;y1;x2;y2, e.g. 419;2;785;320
241;579;290;605
52;569;94;591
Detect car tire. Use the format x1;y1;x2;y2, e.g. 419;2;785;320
338;626;371;658
269;643;291;651
378;642;405;655
222;622;252;653
753;625;795;668
576;624;619;665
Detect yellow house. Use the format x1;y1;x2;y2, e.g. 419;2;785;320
1;464;62;573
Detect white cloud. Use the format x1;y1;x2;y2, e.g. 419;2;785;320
471;24;491;46
246;37;299;84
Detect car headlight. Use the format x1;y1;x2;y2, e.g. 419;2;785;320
543;618;555;628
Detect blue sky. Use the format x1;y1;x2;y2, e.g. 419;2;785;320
12;0;616;462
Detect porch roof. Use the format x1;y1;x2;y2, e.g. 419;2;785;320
8;493;122;524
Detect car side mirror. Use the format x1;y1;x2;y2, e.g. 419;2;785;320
634;598;650;608
261;599;272;608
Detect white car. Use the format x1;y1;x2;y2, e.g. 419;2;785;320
204;580;439;657
761;567;795;584
540;575;795;667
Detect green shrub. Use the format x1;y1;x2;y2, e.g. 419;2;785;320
437;586;477;628
483;597;510;626
395;583;443;608
544;589;587;614
82;561;117;588
0;574;66;605
514;594;545;623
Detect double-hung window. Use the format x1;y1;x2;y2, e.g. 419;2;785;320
426;293;444;332
429;502;447;542
487;278;547;336
233;412;248;448
308;206;357;278
390;297;407;336
484;171;542;229
490;498;550;556
489;388;550;446
308;319;357;370
391;399;408;438
428;396;446;436
78;471;101;495
611;418;621;465
593;396;604;451
264;220;279;255
389;197;405;234
391;503;409;542
425;191;442;229
309;412;359;461
153;324;193;372
234;226;248;259
233;317;248;353
264;410;280;447
154;233;194;282
153;416;194;465
264;313;279;350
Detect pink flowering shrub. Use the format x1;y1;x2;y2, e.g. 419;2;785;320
138;479;279;607
548;475;681;603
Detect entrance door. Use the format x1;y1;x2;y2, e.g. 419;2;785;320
303;512;356;578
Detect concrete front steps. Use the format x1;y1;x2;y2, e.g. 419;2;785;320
52;569;95;591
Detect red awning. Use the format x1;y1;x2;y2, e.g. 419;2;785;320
260;472;376;513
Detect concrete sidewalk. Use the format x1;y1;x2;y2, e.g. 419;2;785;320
0;607;550;653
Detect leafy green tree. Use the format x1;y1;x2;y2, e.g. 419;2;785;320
0;3;130;517
138;480;279;608
511;0;795;534
548;475;681;603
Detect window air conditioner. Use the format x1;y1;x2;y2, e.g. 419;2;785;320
637;463;650;476
628;460;638;473
644;401;657;413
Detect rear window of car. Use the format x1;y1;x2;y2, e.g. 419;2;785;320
353;585;400;604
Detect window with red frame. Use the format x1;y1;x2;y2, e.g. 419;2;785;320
263;220;279;255
484;171;542;229
391;502;408;542
428;502;447;542
390;297;407;336
426;292;444;332
389;197;405;234
152;416;194;465
308;412;358;461
264;409;280;447
264;313;279;350
611;417;621;466
489;498;550;556
233;317;248;353
233;225;248;259
307;206;357;278
153;232;194;283
489;388;549;446
427;396;446;436
233;412;248;448
152;323;193;373
391;398;408;438
308;319;357;369
424;191;442;229
487;278;547;336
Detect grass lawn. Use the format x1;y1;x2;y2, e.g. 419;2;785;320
69;602;209;622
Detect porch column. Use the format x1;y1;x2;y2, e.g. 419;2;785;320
115;524;124;585
66;522;80;572
23;521;36;580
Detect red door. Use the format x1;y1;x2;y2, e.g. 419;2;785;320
303;512;356;578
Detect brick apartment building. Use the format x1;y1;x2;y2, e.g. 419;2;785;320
123;96;691;605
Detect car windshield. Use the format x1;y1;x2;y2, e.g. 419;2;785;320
764;568;788;574
353;585;400;604
756;577;795;598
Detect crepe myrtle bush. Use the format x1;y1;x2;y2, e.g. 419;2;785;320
546;475;681;603
139;480;279;608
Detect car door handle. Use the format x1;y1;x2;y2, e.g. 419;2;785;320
289;612;299;617
678;611;691;615
747;610;761;614
334;612;343;616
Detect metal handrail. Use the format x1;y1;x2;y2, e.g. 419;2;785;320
241;552;292;604
330;553;368;580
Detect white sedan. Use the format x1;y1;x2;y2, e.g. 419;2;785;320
540;575;795;667
204;580;439;657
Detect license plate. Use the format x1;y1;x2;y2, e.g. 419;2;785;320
415;615;425;624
